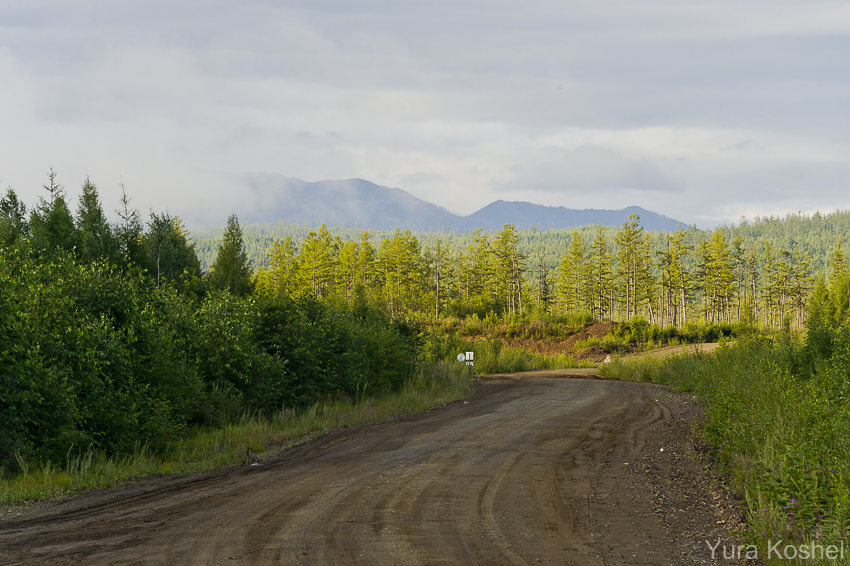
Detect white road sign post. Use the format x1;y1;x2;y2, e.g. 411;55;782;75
458;352;474;366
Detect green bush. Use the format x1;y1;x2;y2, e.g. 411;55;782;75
603;332;850;555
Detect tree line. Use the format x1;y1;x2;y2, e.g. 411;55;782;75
253;214;820;329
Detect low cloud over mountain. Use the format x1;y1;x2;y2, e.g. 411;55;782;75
224;173;685;232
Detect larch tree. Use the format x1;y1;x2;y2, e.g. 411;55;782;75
492;224;525;315
587;226;614;320
557;230;586;314
298;224;339;299
614;214;653;320
255;237;299;298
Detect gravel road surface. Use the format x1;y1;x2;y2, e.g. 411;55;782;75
0;373;744;565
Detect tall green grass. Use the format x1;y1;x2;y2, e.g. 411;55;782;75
602;341;850;565
466;340;597;374
0;360;474;506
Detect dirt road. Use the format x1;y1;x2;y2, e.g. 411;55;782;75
0;375;743;565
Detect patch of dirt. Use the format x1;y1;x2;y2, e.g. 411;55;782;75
573;344;610;362
561;320;619;351
477;321;620;356
0;373;749;565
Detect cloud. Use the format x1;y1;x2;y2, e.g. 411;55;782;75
498;145;680;194
1;0;850;229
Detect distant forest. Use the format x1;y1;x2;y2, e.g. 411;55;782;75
190;210;850;329
193;211;850;276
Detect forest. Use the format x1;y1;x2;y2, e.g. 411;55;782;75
5;169;850;548
238;215;825;331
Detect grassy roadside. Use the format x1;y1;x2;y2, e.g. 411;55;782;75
600;341;850;565
1;361;475;507
468;341;598;373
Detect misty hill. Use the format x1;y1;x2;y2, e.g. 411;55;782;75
233;174;458;231
228;173;683;232
465;201;685;232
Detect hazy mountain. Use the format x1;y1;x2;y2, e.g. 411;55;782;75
232;173;458;231
227;173;684;232
464;200;686;232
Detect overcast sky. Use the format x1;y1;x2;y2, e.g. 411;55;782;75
2;0;850;228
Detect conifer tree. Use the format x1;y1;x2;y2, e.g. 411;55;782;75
29;168;77;257
534;251;553;312
492;224;525;315
826;241;849;326
615;214;653;320
115;181;144;267
255;236;298;298
211;214;254;296
556;230;586;314
298;224;339;299
76;177;116;263
657;228;691;327
0;188;29;247
143;212;201;286
587;226;614;320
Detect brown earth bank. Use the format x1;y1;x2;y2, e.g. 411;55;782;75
484;321;621;357
0;373;747;565
478;322;724;363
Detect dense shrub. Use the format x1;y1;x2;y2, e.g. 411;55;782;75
604;327;850;553
254;296;417;408
0;249;420;472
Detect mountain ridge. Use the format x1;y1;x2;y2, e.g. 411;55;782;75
221;173;685;232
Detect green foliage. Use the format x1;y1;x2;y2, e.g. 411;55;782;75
1;361;474;505
254;296;417;407
0;188;29;247
0;245;426;478
75;177;117;263
464;339;594;373
210;214;254;296
114;182;145;267
28;169;78;258
602;330;850;556
141;212;201;286
193;211;845;331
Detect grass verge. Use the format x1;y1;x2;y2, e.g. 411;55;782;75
1;360;474;507
601;341;850;565
466;340;597;374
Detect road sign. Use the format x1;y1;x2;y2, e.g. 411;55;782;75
458;352;474;366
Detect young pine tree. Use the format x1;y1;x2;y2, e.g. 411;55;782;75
211;214;254;296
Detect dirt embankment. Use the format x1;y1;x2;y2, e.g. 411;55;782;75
490;321;618;362
481;322;726;364
0;375;745;566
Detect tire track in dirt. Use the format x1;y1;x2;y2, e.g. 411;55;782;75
1;377;734;565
